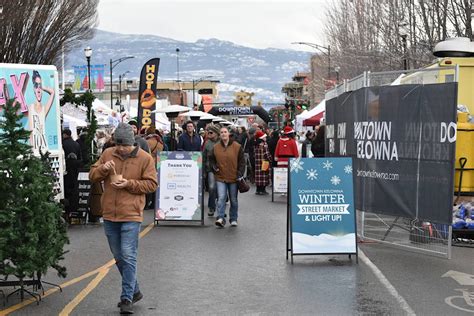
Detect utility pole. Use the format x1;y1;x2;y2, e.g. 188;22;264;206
401;34;408;70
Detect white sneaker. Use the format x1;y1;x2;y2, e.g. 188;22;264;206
230;221;238;227
215;218;225;228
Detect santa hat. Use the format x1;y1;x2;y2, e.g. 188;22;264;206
283;126;294;134
255;130;267;140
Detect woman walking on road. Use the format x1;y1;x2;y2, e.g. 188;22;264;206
210;126;245;228
254;130;272;195
202;124;220;216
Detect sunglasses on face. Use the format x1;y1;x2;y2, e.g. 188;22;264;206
34;82;42;89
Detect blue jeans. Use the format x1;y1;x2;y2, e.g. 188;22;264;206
103;221;141;302
216;181;238;224
207;172;217;210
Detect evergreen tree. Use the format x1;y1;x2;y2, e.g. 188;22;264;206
0;100;68;282
60;89;98;165
77;91;98;165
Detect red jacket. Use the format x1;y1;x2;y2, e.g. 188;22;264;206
274;137;299;166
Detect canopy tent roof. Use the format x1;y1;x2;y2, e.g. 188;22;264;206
303;111;324;126
302;100;326;126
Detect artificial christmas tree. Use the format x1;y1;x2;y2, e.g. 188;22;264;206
0;100;68;301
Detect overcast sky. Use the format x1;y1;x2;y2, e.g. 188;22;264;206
97;0;329;51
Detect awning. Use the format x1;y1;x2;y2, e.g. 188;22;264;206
302;100;325;126
303;111;324;126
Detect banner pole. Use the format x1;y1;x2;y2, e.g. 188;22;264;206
288;165;294;264
286;166;290;260
201;173;205;226
271;168;275;202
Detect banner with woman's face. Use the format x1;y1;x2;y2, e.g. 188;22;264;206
0;65;60;152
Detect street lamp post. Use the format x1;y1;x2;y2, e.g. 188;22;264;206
118;71;130;106
292;42;331;80
176;48;180;82
400;34;408;70
192;75;213;107
84;46;92;91
110;56;135;109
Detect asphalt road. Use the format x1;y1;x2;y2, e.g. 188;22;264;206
2;187;474;315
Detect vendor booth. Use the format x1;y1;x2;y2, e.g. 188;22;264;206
295;100;326;130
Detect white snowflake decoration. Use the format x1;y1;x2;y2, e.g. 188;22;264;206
330;175;341;186
322;160;333;171
290;158;304;173
344;165;353;174
306;169;318;180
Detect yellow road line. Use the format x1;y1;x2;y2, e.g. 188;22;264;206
139;221;155;238
0;221;155;315
0;260;115;316
58;267;111;316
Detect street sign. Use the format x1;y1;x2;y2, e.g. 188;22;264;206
155;151;204;225
273;167;288;194
287;157;357;262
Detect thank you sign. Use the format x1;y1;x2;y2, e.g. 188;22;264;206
289;157;356;254
155;151;203;221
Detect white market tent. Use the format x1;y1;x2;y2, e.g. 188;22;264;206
63;114;87;140
295;99;326;130
92;98;113;115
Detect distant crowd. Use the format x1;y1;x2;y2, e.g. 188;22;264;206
61;119;326;223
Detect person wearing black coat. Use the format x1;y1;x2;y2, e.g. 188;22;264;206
311;125;326;157
267;130;280;166
62;129;82;217
76;132;90;166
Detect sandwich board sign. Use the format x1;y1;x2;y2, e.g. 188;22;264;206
287;157;357;263
154;151;204;225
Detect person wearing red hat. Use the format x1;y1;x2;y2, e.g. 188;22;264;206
254;130;272;195
274;126;299;168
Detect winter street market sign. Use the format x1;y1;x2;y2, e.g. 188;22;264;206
288;157;357;255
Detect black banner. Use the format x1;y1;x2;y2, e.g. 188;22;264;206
207;105;272;122
138;58;160;130
326;83;457;224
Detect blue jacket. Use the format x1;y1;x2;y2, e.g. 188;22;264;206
177;133;201;151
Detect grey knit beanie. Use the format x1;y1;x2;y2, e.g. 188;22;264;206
206;124;220;135
114;123;135;146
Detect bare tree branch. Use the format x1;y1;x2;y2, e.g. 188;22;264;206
0;0;99;67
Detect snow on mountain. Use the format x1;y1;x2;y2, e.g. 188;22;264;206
66;29;311;102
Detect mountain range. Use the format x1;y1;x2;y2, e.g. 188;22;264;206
65;29;311;103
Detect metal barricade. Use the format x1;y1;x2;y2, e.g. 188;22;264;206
358;210;452;258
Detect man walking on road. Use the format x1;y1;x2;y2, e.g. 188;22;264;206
89;123;158;314
178;120;201;151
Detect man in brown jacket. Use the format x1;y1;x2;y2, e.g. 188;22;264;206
210;126;245;228
89;123;157;314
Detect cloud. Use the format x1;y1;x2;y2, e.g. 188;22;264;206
97;0;328;50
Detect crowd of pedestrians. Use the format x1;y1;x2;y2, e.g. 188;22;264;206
61;117;326;314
